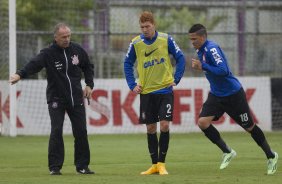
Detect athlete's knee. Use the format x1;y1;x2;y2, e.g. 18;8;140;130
244;123;255;132
198;117;212;130
160;121;169;132
146;124;157;134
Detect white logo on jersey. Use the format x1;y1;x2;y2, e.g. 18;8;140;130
71;55;79;65
170;37;180;53
52;102;58;109
210;48;222;64
126;43;133;58
55;61;63;70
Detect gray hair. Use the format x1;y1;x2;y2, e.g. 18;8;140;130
53;23;70;36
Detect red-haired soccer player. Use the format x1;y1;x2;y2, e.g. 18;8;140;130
124;11;186;175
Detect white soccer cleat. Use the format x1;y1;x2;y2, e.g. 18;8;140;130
267;152;278;175
220;149;237;170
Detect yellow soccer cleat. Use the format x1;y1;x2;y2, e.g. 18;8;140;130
140;164;158;175
157;162;168;175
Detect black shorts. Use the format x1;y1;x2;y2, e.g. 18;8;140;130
199;88;254;129
139;93;173;124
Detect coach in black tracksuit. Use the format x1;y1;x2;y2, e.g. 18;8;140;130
10;23;95;175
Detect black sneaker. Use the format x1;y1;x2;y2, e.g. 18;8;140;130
76;168;95;174
50;170;62;175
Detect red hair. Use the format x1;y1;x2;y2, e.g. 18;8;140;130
139;11;155;24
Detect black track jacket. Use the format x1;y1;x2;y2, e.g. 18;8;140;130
17;42;94;107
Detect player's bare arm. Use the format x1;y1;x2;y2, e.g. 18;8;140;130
9;73;21;85
191;58;202;71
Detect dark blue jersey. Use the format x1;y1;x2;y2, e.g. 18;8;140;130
124;31;185;94
197;40;241;97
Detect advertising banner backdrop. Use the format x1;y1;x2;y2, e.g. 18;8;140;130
0;77;271;135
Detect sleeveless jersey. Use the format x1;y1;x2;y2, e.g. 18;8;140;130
132;32;174;94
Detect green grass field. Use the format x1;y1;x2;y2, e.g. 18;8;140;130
0;132;281;184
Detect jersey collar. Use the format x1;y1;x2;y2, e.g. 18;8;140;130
199;40;208;52
141;31;158;42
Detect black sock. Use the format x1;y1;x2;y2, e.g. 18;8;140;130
147;133;158;164
158;131;169;163
250;125;274;159
202;125;231;153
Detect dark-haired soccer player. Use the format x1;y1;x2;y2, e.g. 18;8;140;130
124;11;185;175
188;23;278;174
